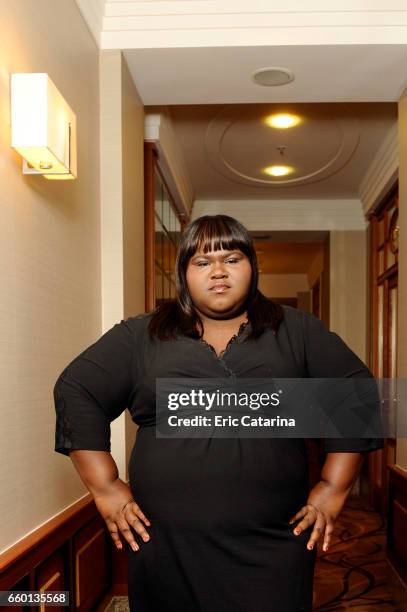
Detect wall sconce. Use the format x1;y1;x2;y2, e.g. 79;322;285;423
10;73;77;180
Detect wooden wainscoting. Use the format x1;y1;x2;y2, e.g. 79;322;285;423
0;494;128;611
387;464;407;585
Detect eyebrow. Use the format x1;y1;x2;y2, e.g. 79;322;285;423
190;250;242;262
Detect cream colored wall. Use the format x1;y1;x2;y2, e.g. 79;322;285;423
330;231;367;362
100;50;145;479
0;1;100;552
396;91;407;471
258;274;309;298
121;55;145;473
100;50;123;333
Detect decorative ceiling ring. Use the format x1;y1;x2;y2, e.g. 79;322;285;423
205;104;360;188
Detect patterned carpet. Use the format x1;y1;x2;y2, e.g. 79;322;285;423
313;495;403;611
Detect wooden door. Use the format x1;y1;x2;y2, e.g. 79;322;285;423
367;188;398;515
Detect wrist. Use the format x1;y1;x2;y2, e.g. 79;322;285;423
308;479;351;502
90;476;124;499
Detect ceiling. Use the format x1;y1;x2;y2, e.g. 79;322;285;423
152;102;397;201
76;2;407;106
75;0;402;216
124;45;407;106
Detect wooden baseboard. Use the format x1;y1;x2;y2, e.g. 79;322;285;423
387;464;407;585
0;493;128;610
386;556;407;610
0;494;93;580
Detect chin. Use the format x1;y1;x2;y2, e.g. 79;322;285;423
204;301;242;317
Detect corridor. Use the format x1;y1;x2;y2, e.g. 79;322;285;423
1;1;407;611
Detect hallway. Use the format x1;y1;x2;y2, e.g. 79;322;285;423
1;2;407;610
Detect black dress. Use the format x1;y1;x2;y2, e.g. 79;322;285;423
54;306;383;612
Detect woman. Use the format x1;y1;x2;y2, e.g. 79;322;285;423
54;214;383;611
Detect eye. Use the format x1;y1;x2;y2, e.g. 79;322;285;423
195;260;209;267
225;258;240;264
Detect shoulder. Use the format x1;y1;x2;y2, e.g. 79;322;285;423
280;305;327;333
125;312;153;335
277;306;330;350
279;304;306;331
129;312;154;323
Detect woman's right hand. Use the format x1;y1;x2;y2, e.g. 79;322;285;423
93;478;151;552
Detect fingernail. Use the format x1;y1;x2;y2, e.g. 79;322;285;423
116;543;122;550
308;544;314;550
294;529;300;535
323;544;329;552
142;534;150;542
131;543;139;551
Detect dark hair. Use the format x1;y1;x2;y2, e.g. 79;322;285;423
148;214;284;340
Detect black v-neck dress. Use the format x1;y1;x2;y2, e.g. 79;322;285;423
54;306;383;612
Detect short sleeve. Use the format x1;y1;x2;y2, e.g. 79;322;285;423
53;318;136;456
302;311;384;454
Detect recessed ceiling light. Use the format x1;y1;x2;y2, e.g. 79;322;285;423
266;113;301;129
264;165;293;177
251;67;295;87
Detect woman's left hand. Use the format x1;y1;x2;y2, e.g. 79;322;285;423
288;480;350;552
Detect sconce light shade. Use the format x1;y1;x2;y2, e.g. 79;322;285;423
10;73;77;179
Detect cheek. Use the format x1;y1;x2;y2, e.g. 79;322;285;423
236;263;252;289
186;268;201;297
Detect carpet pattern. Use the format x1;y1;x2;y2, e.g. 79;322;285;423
313;495;402;611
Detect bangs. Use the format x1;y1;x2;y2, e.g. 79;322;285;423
185;215;251;259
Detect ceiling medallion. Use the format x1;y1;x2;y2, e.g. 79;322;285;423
205;104;360;188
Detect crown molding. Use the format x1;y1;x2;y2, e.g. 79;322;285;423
75;0;105;47
359;123;398;216
192;199;366;230
74;1;407;50
100;1;407;49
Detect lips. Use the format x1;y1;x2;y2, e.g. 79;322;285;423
209;283;230;293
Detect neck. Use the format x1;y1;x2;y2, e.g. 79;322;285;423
197;310;248;330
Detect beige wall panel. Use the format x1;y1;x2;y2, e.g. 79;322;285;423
0;0;99;552
259;274;309;298
100;50;145;478
121;55;145;475
330;231;367;362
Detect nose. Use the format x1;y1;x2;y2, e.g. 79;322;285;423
211;260;228;278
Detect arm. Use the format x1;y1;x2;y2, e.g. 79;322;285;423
289;451;365;551
53;317;150;551
288;311;384;551
69;449;150;552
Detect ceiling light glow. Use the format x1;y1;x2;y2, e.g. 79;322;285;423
264;165;293;177
266;113;301;129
